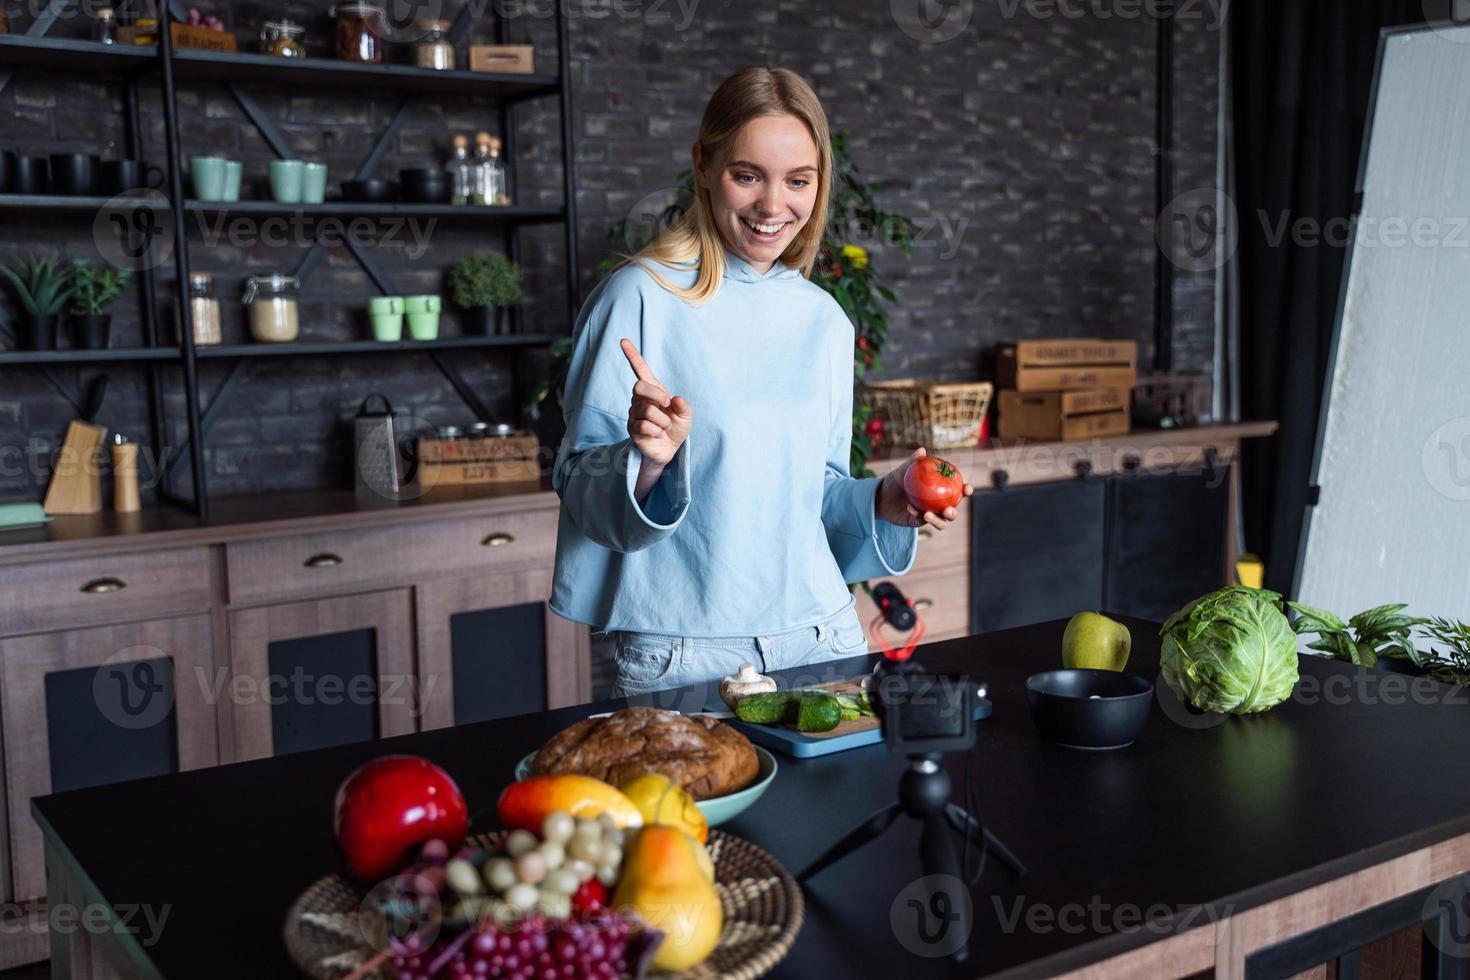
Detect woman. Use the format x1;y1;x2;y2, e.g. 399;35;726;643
550;66;971;698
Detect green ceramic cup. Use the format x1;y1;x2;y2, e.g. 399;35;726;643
403;294;433;314
220;160;242;202
371;314;404;341
406;311;439;340
368;296;403;315
190;156;227;200
301;162;327;204
268;159;304;204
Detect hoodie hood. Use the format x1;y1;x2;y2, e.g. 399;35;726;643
721;248;804;284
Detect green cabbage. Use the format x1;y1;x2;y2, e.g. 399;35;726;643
1159;585;1300;714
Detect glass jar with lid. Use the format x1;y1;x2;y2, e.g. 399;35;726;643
330;2;386;63
414;19;454;70
242;274;301;344
260;18;305;57
176;271;221;346
93;7;116;44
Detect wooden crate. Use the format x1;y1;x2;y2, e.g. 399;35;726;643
118;22;237;51
469;44;535;74
419;459;541;487
417;433;539;464
995;338;1138;391
998;389;1132;441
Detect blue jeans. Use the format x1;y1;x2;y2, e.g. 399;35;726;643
609;602;871;705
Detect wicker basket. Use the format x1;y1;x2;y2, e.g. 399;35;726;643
283;829;803;980
861;379;994;449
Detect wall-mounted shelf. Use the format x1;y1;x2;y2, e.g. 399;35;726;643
194;335;564;358
0;34;155;75
0;348;182;365
0;3;580;522
170;48;560;100
182;201;566;222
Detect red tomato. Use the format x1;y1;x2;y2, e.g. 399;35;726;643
902;454;965;514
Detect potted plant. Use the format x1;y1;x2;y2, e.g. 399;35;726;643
447;251;523;336
67;258;133;350
0;257;76;351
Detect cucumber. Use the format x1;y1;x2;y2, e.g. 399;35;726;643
796;692;843;733
735;691;799;725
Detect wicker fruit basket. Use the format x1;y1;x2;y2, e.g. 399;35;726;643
283;829;802;980
861;379;994;450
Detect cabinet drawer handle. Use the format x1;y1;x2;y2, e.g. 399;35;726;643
304;553;343;568
80;577;126;594
482;532;515;547
917;528;933;541
913;598;934;611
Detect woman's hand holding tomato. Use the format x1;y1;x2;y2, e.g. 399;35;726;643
877;447;973;531
620;338;693;466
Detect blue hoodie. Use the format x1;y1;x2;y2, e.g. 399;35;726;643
548;249;918;636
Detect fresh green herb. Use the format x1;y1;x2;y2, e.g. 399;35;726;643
1287;602;1421;668
0;257;76;315
67;258;133;315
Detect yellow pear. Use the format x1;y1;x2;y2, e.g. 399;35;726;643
1061;612;1132;671
612;825;723;972
618;773;709;845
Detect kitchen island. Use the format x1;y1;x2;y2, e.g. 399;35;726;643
32;614;1470;979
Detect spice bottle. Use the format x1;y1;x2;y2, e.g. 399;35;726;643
330;2;385;64
94;7;116;44
448;134;473;206
242;273;301;343
176;271;221;346
473;132;507;207
415;19;454;70
260;18;306;57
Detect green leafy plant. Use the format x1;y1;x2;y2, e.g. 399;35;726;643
0;257;76;315
446;251;523;309
66;258;133;315
1415;618;1470;686
1286;602;1422;668
529;131;916;479
1159;585;1300;714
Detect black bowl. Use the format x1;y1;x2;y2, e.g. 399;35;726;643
398;168;450;204
340;178;397;203
1025;669;1153;750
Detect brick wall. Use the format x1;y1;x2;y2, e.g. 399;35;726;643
0;0;1221;502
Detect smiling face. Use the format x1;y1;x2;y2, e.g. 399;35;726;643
694;114;821;274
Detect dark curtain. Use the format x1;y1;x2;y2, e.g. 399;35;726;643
1231;0;1429;593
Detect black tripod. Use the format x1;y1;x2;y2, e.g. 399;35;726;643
797;753;1026;963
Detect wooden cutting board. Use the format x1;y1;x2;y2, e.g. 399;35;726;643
708;677;992;758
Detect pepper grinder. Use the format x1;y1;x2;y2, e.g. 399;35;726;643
112;433;140;513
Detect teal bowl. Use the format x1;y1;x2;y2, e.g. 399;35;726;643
513;743;778;828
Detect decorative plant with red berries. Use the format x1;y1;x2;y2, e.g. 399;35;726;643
531;134;915;479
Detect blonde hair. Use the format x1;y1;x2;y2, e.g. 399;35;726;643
623;66;833;304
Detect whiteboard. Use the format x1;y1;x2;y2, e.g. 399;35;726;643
1296;24;1470;619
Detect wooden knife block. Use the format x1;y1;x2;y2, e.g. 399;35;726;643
43;421;106;515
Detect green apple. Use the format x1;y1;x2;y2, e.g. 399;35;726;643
1061;612;1132;671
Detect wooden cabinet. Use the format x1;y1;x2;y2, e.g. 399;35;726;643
414;568;591;731
0;615;218;904
227;590;416;761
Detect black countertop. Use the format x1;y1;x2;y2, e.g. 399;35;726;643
32;616;1470;978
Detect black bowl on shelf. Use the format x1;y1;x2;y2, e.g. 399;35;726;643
340;178;398;203
398;168;450;204
1025;669;1153;750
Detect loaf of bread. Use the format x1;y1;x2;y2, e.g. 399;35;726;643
531;707;759;800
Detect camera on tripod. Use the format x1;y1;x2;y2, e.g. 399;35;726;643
866;582;978;755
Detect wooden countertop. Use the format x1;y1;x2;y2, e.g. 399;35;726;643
0;421;1276;565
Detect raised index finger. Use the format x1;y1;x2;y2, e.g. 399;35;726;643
619;339;660;386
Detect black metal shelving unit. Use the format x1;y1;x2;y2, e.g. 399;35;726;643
0;3;580;520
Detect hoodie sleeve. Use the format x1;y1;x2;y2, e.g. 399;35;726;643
820;319;918;583
552;274;692;553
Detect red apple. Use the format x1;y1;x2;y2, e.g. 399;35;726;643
333;756;468;883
